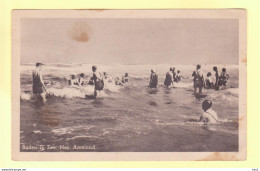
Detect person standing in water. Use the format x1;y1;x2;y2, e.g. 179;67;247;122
192;64;204;94
32;63;47;103
218;68;230;88
172;67;176;81
213;66;219;90
92;65;104;98
122;73;129;83
149;69;158;88
174;70;188;83
204;72;214;89
69;74;79;86
164;68;174;87
78;73;85;86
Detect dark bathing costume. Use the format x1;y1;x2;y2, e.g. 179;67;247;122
32;71;44;94
164;72;173;86
193;70;203;89
149;72;158;88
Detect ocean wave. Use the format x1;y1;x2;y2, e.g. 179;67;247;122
20;82;122;101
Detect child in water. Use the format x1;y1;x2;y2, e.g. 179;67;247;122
218;68;230;88
204;72;214;89
199;100;219;124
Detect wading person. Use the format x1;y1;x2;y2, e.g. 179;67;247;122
149;69;158;88
192;64;204;94
69;74;79;86
32;63;47;103
164;68;174;87
218;68;230;88
174;70;188;83
78;73;85;86
205;72;214;89
213;66;219;90
122;73;129;83
92;65;104;98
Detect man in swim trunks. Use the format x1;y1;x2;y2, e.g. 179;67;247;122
149;69;158;88
192;64;204;94
199;100;219;124
32;63;47;103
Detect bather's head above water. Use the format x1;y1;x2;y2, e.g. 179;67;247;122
202;100;212;112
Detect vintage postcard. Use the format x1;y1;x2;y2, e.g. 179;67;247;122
12;9;247;161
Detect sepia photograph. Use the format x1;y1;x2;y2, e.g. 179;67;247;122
12;9;247;160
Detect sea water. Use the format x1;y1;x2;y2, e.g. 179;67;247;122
20;63;239;152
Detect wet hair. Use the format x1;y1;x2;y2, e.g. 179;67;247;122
36;63;43;67
222;68;226;72
80;73;84;77
213;66;218;71
202;100;212;112
207;72;211;77
92;65;97;72
196;64;201;70
125;73;128;77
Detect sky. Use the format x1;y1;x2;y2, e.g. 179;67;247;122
21;18;239;64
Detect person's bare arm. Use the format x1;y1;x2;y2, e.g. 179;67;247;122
39;72;47;91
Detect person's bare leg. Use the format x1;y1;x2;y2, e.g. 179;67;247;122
40;92;47;103
94;89;97;98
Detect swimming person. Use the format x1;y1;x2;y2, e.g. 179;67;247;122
205;72;214;89
32;63;47;103
199;100;219;124
174;70;187;83
218;68;230;87
164;68;174;87
69;75;79;86
192;64;204;94
149;69;158;88
78;73;85;86
122;73;129;83
92;65;104;98
213;66;219;90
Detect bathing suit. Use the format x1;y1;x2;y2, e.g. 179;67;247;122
218;72;228;86
164;72;173;86
32;70;44;94
93;72;104;90
149;72;158;88
192;70;203;88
